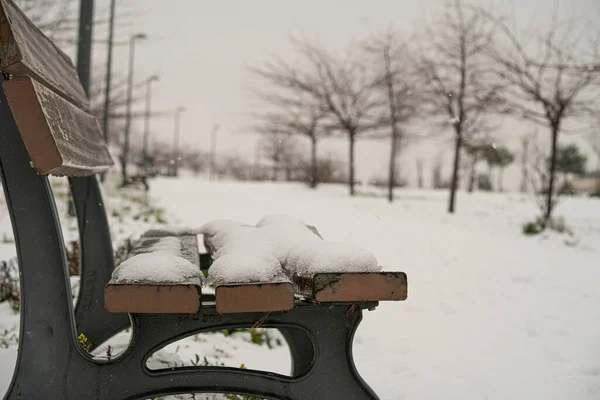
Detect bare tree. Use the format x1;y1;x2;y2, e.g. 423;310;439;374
304;44;381;195
252;39;380;195
432;152;449;189
258;130;300;181
483;8;600;221
16;0;77;44
250;94;327;187
519;134;532;193
587;119;600;194
417;0;503;213
364;30;419;202
416;158;424;188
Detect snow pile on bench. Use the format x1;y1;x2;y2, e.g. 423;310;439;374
112;236;203;285
200;214;380;285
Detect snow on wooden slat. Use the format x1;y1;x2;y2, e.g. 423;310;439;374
201;219;295;314
105;234;203;314
200;214;407;308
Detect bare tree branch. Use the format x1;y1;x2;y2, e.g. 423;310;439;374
416;0;503;213
480;6;600;221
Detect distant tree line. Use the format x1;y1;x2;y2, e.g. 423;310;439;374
17;0;600;226
250;0;600;224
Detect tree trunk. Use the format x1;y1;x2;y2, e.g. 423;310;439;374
384;49;399;203
448;129;462;213
349;133;356;196
544;125;560;222
310;136;318;189
388;130;398;202
272;159;278;181
498;167;505;192
417;159;424;189
119;154;127;187
594;154;600;194
520;137;529;193
467;156;477;193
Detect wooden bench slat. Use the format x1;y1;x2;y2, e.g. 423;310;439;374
295;272;408;303
215;281;294;314
105;285;201;314
3;76;113;176
285;226;408;303
202;227;296;314
0;0;89;108
105;234;203;314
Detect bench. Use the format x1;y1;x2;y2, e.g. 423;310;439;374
0;1;408;398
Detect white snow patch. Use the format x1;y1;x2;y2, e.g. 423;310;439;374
288;241;379;277
199;214;380;284
111;236;203;285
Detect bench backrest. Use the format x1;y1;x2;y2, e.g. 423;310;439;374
0;0;112;176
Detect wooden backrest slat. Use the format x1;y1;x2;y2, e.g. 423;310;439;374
0;0;89;109
0;0;113;176
3;77;113;176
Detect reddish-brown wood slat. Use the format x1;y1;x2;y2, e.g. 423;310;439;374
105;235;202;314
3;77;113;176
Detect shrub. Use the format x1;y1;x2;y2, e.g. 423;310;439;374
477;174;492;191
0;258;20;312
522;216;572;236
523;220;544;235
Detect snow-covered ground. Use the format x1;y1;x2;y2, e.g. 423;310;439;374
0;176;599;399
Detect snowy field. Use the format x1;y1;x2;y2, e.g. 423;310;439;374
0;176;599;399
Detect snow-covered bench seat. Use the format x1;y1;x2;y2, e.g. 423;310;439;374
104;215;407;314
105;234;202;313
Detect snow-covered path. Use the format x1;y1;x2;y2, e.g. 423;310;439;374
150;178;600;400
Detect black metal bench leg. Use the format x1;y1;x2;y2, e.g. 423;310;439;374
287;304;379;400
278;327;315;376
70;176;130;348
0;82;90;400
279;307;377;396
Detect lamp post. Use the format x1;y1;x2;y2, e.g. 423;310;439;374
70;0;94;216
121;32;147;186
209;124;220;180
101;0;116;146
142;75;159;163
172;106;186;177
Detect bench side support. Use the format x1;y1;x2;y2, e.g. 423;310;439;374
70;176;130;348
0;76;87;397
90;303;379;400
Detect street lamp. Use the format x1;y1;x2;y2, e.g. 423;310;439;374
209;124;220;180
121;32;147;186
101;0;116;146
172;106;186;177
142;75;159;163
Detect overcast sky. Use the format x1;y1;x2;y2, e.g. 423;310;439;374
86;0;599;188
